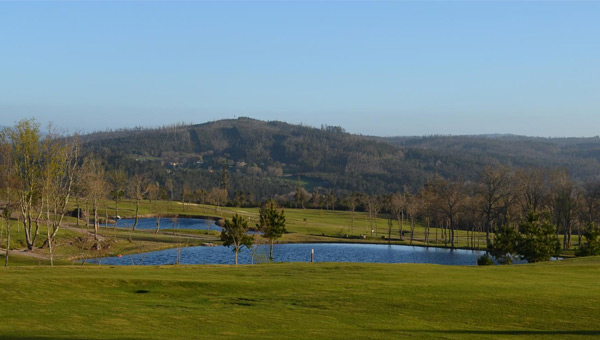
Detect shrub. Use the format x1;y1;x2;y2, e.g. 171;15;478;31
477;253;494;266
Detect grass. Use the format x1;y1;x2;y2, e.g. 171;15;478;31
0;198;578;262
0;257;599;339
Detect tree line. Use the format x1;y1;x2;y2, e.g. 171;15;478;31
2;119;600;265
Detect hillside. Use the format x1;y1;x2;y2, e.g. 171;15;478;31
81;117;600;200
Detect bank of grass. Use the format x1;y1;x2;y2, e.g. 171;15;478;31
0;257;599;339
1;198;574;263
105;199;487;248
0;217;214;263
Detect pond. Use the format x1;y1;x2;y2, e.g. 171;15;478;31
115;217;220;231
87;243;484;266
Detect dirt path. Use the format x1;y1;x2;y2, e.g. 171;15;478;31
5;248;49;260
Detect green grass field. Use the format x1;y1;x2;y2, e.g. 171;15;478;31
0;257;598;339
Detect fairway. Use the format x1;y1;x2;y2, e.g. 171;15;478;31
1;258;599;339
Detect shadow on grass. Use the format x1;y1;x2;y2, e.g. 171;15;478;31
0;336;146;340
397;330;600;336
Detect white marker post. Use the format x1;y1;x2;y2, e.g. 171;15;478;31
311;248;314;263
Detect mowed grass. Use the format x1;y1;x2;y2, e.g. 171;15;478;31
0;257;599;340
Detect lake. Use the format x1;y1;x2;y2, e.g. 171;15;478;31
87;242;484;266
115;217;220;231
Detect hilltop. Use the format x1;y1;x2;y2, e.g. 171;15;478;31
80;117;600;200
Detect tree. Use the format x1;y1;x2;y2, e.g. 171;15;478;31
127;174;150;231
516;212;560;263
405;193;421;245
6;119;45;251
549;170;578;250
2;120;79;258
220;214;253;265
365;195;380;237
0;130;18;266
81;156;106;245
148;182;164;233
208;187;228;213
435;180;466;249
516;168;549;215
575;224;600;257
40;128;80;265
346;192;359;233
221;166;229;192
257;200;286;261
390;192;407;240
294;176;308;209
107;169;127;221
478;166;509;246
488;224;519;264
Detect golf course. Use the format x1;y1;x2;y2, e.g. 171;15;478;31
0;257;599;339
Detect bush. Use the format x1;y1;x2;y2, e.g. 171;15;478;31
477;253;494;266
575;226;600;257
489;224;519;264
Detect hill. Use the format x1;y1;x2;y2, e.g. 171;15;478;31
80;117;600;201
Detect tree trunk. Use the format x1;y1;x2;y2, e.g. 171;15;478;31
133;199;140;231
23;217;34;251
450;218;455;250
93;201;99;241
269;239;274;262
410;217;415;245
234;248;239;265
76;198;80;227
4;218;9;267
47;221;54;267
400;212;404;240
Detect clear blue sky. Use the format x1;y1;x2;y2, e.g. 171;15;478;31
1;1;599;137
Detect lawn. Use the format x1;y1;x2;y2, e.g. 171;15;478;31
0;257;598;339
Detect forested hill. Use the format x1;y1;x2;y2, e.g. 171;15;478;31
81;117;600;199
378;134;600;182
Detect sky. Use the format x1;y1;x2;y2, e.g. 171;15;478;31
1;1;599;137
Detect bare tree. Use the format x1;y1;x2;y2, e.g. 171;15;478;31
478;166;509;246
148;182;163;233
582;180;600;226
5;120;45;251
40;129;80;265
347;192;359;234
365;195;380;237
435;180;466;249
405;193;422;245
82;156;107;246
127;174;150;231
209;187;228;214
107;169;127;222
549;170;579;249
0;130;18;265
391;192;407;240
516;168;550;215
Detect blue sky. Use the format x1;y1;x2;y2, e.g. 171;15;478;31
1;1;599;137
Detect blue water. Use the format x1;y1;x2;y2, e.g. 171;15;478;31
116;217;220;231
87;243;484;266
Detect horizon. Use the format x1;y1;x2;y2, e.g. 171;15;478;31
4;116;600;140
2;1;599;138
